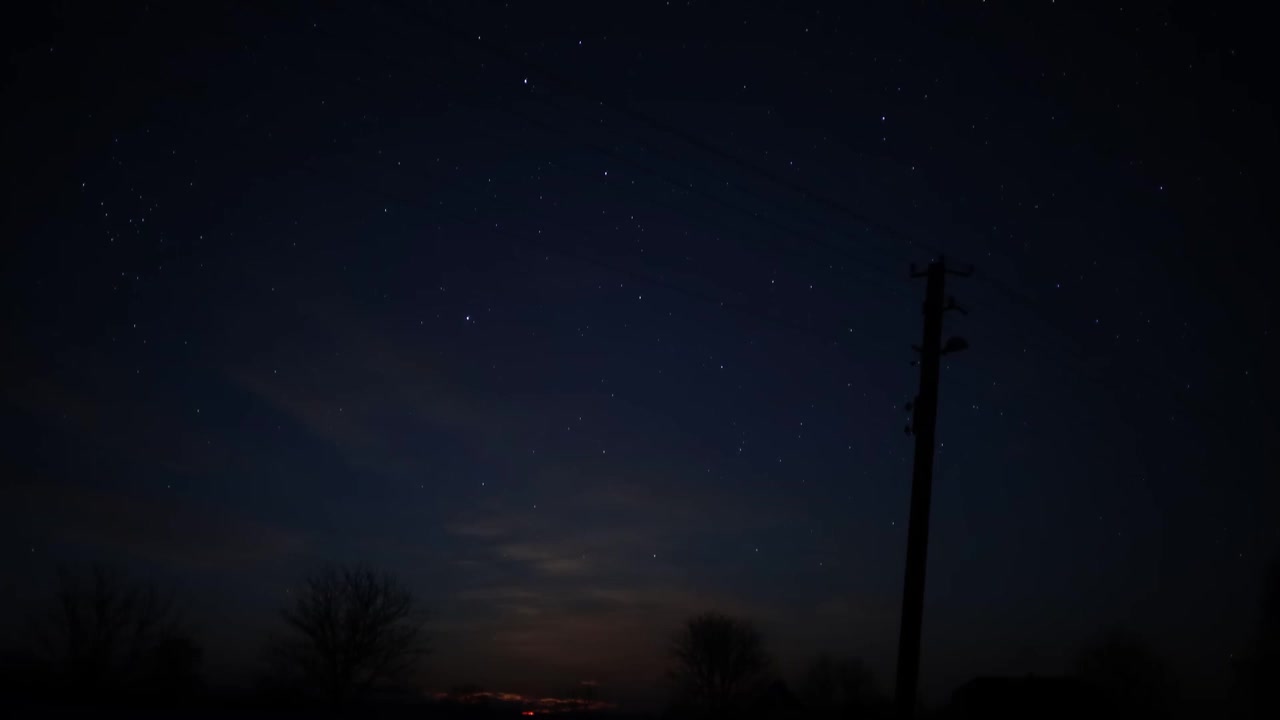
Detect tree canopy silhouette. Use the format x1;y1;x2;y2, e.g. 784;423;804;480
1073;630;1173;716
667;611;774;720
799;653;881;719
31;566;199;702
274;565;428;707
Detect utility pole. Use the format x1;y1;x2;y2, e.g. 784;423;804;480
894;258;968;720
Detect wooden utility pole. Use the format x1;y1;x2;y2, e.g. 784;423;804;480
894;258;967;719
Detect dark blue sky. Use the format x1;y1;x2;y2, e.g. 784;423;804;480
3;0;1277;709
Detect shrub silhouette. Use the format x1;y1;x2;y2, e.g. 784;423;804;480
799;653;881;718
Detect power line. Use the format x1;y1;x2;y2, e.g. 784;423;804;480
240;1;1199;429
376;0;950;260
338;0;937;274
212;4;912;346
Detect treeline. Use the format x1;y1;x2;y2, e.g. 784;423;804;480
3;561;1278;719
2;565;426;714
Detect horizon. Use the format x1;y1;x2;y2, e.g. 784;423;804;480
3;1;1278;717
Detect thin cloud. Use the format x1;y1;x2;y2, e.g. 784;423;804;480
7;477;307;570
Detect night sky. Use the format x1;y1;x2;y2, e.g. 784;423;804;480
3;0;1278;709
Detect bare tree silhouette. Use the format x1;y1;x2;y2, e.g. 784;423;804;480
667;611;774;720
274;565;428;707
31;566;197;701
799;653;881;719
